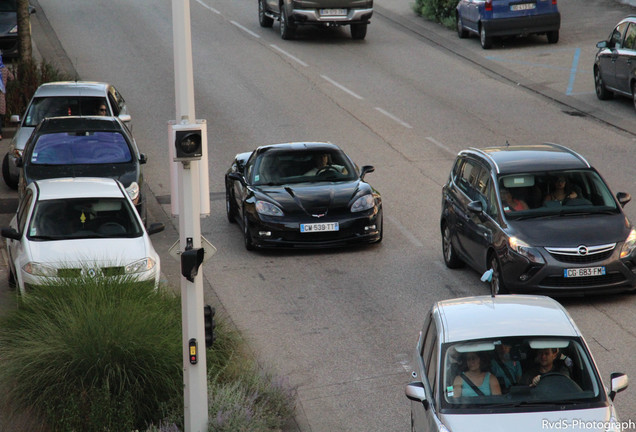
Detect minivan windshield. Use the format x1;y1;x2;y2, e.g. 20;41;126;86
497;169;619;219
24;97;110;127
440;336;603;411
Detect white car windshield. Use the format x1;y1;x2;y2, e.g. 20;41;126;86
497;169;619;219
440;336;603;410
28;198;143;240
249;150;357;186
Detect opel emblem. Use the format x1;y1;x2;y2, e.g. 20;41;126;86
577;245;588;256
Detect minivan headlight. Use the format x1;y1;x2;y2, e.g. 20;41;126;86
620;228;636;258
508;237;545;264
23;262;57;277
255;200;283;216
125;258;156;274
351;194;374;212
126;181;140;203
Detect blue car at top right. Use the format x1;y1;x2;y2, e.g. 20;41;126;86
456;0;561;49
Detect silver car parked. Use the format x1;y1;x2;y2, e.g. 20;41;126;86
2;81;131;189
406;295;629;432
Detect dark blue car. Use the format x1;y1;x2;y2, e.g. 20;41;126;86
456;0;560;49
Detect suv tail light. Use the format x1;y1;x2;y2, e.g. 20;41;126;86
485;0;492;11
552;0;557;4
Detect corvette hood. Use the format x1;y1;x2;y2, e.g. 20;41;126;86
255;181;368;215
25;237;154;266
508;213;631;247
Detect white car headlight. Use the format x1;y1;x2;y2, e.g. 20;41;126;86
126;181;140;203
620;228;636;258
9;25;17;34
255;200;283;216
23;262;57;277
125;258;156;274
508;237;545;264
351;194;374;212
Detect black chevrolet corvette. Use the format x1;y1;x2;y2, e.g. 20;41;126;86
225;142;382;250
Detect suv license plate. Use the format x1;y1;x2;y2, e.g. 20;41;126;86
511;3;536;10
320;8;347;16
300;222;339;233
564;267;606;278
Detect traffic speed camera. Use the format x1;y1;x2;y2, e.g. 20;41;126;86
173;124;203;161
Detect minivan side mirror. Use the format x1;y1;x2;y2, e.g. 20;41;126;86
228;172;246;186
608;372;628;401
146;222;165;235
119;114;132;123
10;114;20;124
596;40;608;49
405;382;430;410
1;227;20;240
616;192;631;207
468;200;483;213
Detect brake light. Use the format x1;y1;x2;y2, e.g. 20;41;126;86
485;0;492;11
552;0;556;4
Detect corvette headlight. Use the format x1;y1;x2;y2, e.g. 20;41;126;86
125;258;156;274
620;228;636;258
126;181;140;203
351;194;374;212
255;200;283;216
23;262;57;277
508;237;545;264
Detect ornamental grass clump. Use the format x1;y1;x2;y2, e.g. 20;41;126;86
0;275;183;431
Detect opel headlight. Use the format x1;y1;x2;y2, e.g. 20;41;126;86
620;228;636;258
126;181;140;203
255;200;283;216
126;258;156;274
351;194;374;212
508;237;545;263
23;262;57;277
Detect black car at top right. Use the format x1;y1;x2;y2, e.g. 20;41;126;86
594;15;636;110
441;143;636;296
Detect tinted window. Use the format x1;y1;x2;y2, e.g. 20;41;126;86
609;22;628;49
31;132;132;165
623;23;636;50
0;0;17;11
25;97;110;126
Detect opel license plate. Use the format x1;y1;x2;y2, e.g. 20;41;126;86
564;267;605;278
300;222;339;233
320;8;347;16
511;3;536;10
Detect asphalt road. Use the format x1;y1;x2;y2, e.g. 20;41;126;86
1;0;635;431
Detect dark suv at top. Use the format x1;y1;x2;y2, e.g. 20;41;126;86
440;143;636;296
258;0;372;40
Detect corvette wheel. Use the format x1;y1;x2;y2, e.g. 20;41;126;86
226;187;236;223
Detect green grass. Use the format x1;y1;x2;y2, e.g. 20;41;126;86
0;276;296;431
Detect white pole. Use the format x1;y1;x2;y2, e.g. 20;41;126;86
171;0;208;431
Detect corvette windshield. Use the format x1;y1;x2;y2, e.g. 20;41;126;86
497;169;620;219
250;149;357;186
440;336;603;411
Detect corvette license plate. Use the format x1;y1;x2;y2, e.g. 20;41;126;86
564;267;606;278
320;8;347;16
300;222;339;233
511;3;536;10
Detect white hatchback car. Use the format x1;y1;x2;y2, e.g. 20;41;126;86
405;295;629;432
1;177;164;295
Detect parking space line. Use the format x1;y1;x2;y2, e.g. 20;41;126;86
321;75;364;99
566;48;581;96
271;44;309;67
231;21;261;38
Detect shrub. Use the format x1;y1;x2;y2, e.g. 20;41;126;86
412;0;458;29
4;59;74;122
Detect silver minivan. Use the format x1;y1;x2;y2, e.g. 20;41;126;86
2;81;131;189
405;295;629;431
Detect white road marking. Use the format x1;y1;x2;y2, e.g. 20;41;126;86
374;107;412;129
321;75;364;100
231;20;261;38
194;0;220;14
425;136;455;156
270;44;309;67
